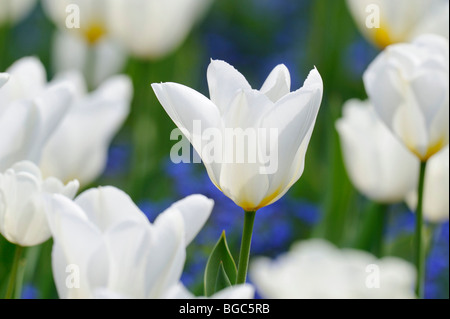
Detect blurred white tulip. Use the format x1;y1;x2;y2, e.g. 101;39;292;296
0;161;78;246
406;147;449;223
0;57;74;172
42;0;111;45
250;239;416;299
108;0;213;59
43;1;127;87
347;0;449;48
0;0;36;26
363;34;449;161
152;60;323;211
45;186;214;299
336;99;419;203
51;31;127;88
40;71;132;186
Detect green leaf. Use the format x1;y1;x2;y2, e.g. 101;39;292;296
214;262;232;293
204;231;237;296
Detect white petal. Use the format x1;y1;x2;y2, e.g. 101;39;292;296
166;194;213;246
211;284;255;299
45;194;105;298
260;68;323;206
0;73;9;88
207;59;251;113
260;64;291;103
74;186;149;233
151;82;221;157
40;75;132;185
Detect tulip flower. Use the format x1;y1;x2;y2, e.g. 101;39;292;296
346;0;449;48
336;99;419;203
0;0;36;26
40;72;132;186
406;147;449;223
250;239;416;299
364;34;449;161
108;0;213;59
0;161;79;246
152;60;323;212
42;0;127;88
152;59;323;285
364;34;449;298
0;57;74;172
45;186;215;299
42;0;111;45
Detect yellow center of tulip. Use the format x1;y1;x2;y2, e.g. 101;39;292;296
84;24;106;44
240;188;281;212
373;25;393;49
407;136;447;162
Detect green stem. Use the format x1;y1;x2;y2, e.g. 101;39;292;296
236;210;256;284
414;161;427;298
5;245;24;299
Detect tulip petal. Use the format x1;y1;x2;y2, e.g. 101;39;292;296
260;64;291;103
166;194;214;246
74;186;149;232
0;73;9;89
40;75;132;185
152;82;222;186
207;59;251;113
260;68;323;204
45;194;105;298
144;208;186;298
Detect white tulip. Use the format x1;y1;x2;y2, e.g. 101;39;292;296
250;239;416;299
363;34;449;161
42;0;111;45
51;31;127;88
108;0;213;59
406;146;449;223
152;60;323;211
347;0;449;48
0;0;36;26
336;99;419;203
0;57;74;172
45;186;214;299
39;72;132;186
0;161;78;246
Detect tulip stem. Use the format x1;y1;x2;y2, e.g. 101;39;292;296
236;210;256;284
414;161;427;298
5;245;24;299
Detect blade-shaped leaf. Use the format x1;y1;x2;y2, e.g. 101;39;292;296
204;231;237;296
214;262;232;293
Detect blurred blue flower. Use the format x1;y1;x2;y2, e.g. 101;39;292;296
21;284;39;299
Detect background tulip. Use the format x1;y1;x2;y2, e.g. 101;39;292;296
363;34;449;161
406;147;449;223
45;186;214;299
250;239;416;299
40;72;132;186
108;0;213;59
0;0;37;26
346;0;449;48
336;99;419;203
0;161;78;246
152;60;323;212
0;58;74;172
